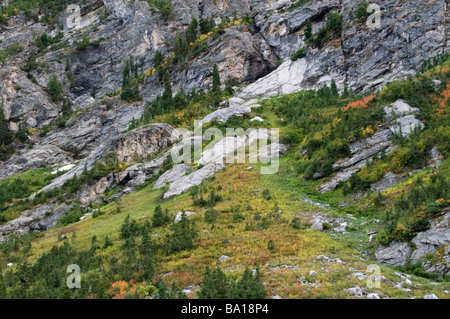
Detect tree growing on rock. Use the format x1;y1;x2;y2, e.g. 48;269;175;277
47;76;63;103
305;19;313;40
162;71;173;108
0;103;13;147
212;63;221;95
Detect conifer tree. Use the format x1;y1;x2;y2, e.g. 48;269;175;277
47;76;63;103
152;205;170;228
154;50;163;68
212;63;221;94
162;71;173;107
305;19;313;40
185;17;199;44
331;79;339;97
0;103;12;147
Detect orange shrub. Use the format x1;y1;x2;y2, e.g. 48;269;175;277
344;94;376;110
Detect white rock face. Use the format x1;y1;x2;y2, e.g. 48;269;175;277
410;212;450;264
201;98;251;125
311;218;324;231
429;146;443;168
390;115;425;138
347;286;365;298
198;136;247;166
51;164;77;175
163;163;225;199
218;255;231;263
153;164;191;189
424;294;439;299
250;116;265;122
236;59;308;100
174;211;197;223
375;242;412;267
384;100;419;117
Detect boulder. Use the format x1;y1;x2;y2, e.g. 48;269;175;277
163;162;225;199
370;172;404;192
311;218;324;231
375;242;412;267
390;115;425;138
218;255;231;263
347;286;365;298
410;212;450;264
153;164;192;189
174;211;197;224
384;100;419;118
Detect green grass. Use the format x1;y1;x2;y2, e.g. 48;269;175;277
3;159;446;299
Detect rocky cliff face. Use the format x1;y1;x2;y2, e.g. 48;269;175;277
1;0;447;133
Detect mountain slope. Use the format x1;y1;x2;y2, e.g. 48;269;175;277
0;0;449;299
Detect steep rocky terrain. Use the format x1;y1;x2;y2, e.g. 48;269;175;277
0;0;449;299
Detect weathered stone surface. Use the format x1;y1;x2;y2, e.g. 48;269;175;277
370;172;404;192
347;286;365;298
0;203;72;236
375;242;412;267
218;255;231;263
198;136;247;166
390;115;425;138
429;146;444;168
311;218;324;231
200;104;251;125
384;100;419;118
153;164;192;189
410;212;450;264
163;162;225;199
318;128;398;193
174;211;197;224
35;123;179;196
0;0;448;243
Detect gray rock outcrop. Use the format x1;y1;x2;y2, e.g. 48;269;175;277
374;242;412;267
163;162;225;199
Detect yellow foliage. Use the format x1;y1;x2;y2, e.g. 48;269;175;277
332;117;342;127
361;125;375;138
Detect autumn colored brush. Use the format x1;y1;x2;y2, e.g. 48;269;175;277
344;94;376;110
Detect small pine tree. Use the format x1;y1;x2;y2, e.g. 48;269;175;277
162;71;173;107
198;266;229;299
120;215;131;240
152;205;170;228
356;1;370;19
103;236;113;249
0;104;13;146
330;79;339;97
47;76;63;103
305;19;313;40
212;64;221;94
185;17;199;44
167;212;197;252
154;50;163;68
267;239;276;252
